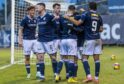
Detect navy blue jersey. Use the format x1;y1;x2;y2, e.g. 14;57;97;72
81;10;103;40
37;13;55;42
74;14;84;47
20;16;37;40
60;16;77;39
52;15;61;39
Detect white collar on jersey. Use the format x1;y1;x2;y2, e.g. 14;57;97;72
40;12;47;19
27;15;34;20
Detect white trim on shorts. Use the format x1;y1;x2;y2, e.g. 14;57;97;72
23;39;37;56
83;39;102;56
36;41;56;55
60;39;77;56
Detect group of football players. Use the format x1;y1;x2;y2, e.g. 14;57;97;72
19;1;103;84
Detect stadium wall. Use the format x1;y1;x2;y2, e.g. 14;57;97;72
0;14;124;48
0;25;11;48
101;14;124;44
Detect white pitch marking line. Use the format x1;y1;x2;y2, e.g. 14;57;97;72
0;64;13;70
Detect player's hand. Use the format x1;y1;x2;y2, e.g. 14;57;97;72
19;39;23;47
54;15;60;19
64;14;69;19
80;8;85;12
35;33;38;39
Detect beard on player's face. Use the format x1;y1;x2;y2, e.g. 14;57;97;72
54;6;61;15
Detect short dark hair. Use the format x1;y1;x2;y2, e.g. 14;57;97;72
89;2;97;11
37;3;46;8
53;3;61;8
27;6;35;11
68;5;76;11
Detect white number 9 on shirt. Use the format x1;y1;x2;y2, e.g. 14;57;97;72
92;21;97;32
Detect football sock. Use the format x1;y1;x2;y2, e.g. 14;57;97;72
25;64;30;74
57;60;64;74
82;59;90;76
68;60;75;77
74;63;78;77
52;59;58;74
64;59;69;76
95;60;100;79
39;62;45;76
36;63;40;72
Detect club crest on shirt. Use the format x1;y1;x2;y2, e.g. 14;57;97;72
34;20;36;23
43;17;46;20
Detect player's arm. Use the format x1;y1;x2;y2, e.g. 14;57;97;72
99;26;103;32
99;16;103;32
64;12;86;26
72;15;84;32
18;27;23;47
18;19;25;47
64;16;83;26
49;13;60;21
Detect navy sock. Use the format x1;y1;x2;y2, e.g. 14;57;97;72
82;59;90;76
57;60;63;74
74;64;78;77
95;60;100;77
52;59;58;74
68;60;75;77
36;63;40;72
25;64;30;74
39;62;45;76
64;60;69;76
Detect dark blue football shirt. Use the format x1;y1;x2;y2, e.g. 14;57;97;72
60;16;77;39
80;10;103;40
52;15;61;40
20;16;37;40
37;13;55;42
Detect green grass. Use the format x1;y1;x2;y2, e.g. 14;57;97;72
0;46;124;84
0;48;11;67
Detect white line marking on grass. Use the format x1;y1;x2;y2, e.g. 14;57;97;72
0;64;13;70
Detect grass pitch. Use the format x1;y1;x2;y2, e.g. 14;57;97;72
0;46;124;84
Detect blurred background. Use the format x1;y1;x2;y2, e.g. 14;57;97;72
0;1;123;84
0;0;124;48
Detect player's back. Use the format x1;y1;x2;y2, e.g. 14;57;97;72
82;10;103;40
74;14;84;47
60;15;78;39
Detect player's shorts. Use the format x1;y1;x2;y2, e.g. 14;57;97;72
77;47;83;60
83;39;102;55
60;39;77;56
23;39;37;56
53;39;60;52
36;41;56;55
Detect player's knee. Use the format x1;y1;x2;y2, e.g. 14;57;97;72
63;55;68;60
82;55;89;60
94;59;100;62
93;55;100;61
82;58;88;62
50;55;56;60
68;56;75;62
25;56;30;61
74;56;78;64
37;53;44;62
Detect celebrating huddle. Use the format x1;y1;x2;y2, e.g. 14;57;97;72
19;2;103;84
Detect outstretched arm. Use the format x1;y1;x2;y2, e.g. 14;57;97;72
64;15;83;26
